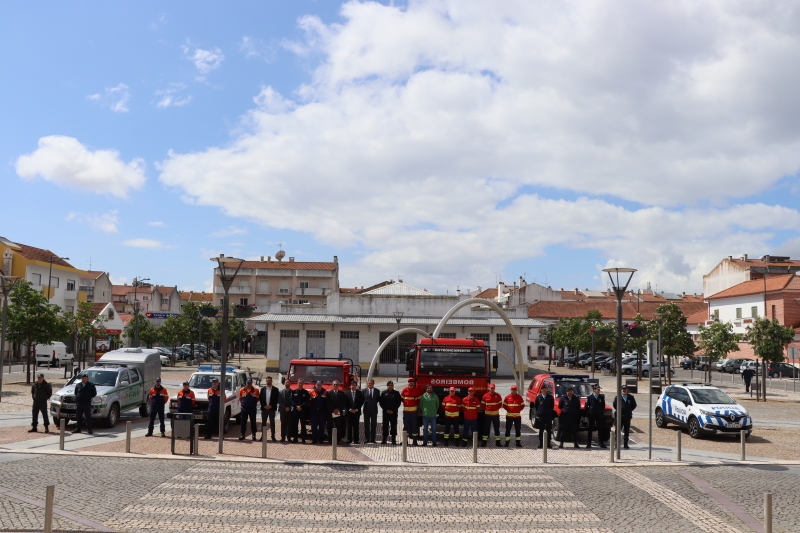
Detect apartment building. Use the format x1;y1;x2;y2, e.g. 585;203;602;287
703;254;800;297
78;271;112;304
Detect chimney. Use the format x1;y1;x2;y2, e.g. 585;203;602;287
289;257;295;262
498;281;506;294
267;256;271;261
682;292;686;297
456;287;461;296
260;256;264;261
334;255;338;265
742;254;748;261
519;276;524;286
399;278;403;283
728;255;733;261
477;286;482;293
575;288;579;294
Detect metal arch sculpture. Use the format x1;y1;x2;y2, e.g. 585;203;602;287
365;328;431;385
432;298;525;391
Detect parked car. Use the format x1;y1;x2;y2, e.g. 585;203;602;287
681;356;710;371
715;359;729;372
767;362;799;378
655;383;752;439
637;362;674;378
739;360;762;375
35;342;73;367
564;353;579;364
722;358;747;374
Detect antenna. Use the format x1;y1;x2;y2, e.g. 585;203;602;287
88;256;92;270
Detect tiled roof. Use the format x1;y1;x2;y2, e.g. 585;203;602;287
155;286;176;295
361;282;432;296
91;302;109;316
728;258;800;268
686;309;710;325
339;288;361;294
225;261;336;270
248;313;546;327
706;274;800;299
82;271;106;280
180;291;213;301
474;288;498;299
111;285;130;296
528;300;708;321
119;313;133;326
10;242;75;268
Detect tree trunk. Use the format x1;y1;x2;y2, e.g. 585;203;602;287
762;359;767;401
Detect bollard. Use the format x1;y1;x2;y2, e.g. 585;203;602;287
609;431;615;463
193;424;200;456
125;421;132;453
764;493;773;533
59;419;65;451
472;431;478;464
332;427;338;461
741;430;746;461
676;430;682;462
262;431;268;459
43;485;54;533
542;430;548;463
401;430;408;462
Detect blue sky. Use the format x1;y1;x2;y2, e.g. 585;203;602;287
3;1;800;295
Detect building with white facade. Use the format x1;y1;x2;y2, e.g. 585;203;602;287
703;255;800;297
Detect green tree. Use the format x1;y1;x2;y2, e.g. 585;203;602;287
747;317;795;401
208;316;242;357
655;303;696;384
7;281;70;383
539;324;556;371
696;318;740;382
177;302;213;358
158;315;189;362
123;313;157;347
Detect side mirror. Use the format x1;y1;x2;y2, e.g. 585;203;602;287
120;381;129;387
492;355;499;369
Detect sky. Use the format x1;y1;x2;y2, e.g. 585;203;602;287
2;0;800;296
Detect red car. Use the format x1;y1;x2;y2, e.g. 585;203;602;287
526;373;614;438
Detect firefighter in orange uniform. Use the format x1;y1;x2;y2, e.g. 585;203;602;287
401;377;424;446
145;377;169;437
503;384;525;448
177;381;196;413
481;383;503;447
441;386;462;447
238;378;260;441
460;387;481;447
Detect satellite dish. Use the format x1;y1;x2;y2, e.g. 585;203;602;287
275;250;286;261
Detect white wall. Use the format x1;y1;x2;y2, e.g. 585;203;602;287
709;294;763;334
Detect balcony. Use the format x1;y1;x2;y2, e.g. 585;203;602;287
63;289;78;300
256;288;271;295
277;288;292;295
215;286;252;295
296;287;328;296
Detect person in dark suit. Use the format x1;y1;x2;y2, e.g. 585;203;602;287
278;379;294;442
613;385;637;449
290;379;310;443
72;374;97;434
585;385;607;448
379;381;402;445
259;376;279;442
344;380;365;444
362;379;380;444
534;384;556;448
326;380;345;443
742;367;755;393
557;386;581;448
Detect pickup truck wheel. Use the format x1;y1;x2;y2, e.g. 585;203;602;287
655;407;668;428
105;403;120;428
139;401;151;417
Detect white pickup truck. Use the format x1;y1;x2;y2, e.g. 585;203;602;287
168;365;247;434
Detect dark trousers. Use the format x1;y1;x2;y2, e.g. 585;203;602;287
310;411;326;441
744;378;752;392
76;403;92;432
557;414;579;444
241;408;257;437
261;408;276;438
346;413;360;443
462;419;478;442
587;414;606;445
620;416;632;445
382;412;398;439
32;402;49;427
148;404;165;434
483;416;500;441
403;411;418;438
444;417;460;439
206;411;219;438
538;418;553;447
294;410;308;440
504;417;521;441
280;410;294;439
363;411;378;442
328;414;344;441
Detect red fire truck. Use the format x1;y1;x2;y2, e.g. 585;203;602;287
282;357;361;391
405;338;497;421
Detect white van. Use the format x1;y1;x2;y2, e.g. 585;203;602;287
35;342;73;367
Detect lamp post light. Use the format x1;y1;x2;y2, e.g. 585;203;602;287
651;312;664;460
210;255;245;454
393;311;404;383
131;277;150;348
44;256;69;301
603;267;637;460
0;273;20;402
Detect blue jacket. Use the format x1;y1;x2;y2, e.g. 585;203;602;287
207;386;222;412
75;382;97;405
585;393;606;417
535;394;555;421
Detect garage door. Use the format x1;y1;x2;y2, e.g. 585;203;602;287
279;330;300;372
495;333;516;378
306;330;326;358
340;331;359;361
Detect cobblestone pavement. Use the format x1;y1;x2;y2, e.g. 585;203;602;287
0;454;784;533
0;493;93;531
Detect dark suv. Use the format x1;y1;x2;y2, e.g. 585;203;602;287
768;363;799;378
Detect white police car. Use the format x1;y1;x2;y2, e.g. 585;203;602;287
655;383;752;439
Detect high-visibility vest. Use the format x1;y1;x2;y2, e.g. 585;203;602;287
177;389;195;412
148;386;169;405
462;396;480;420
401;386;423;412
503;393;525;418
442;394;462;417
482;392;503;416
239;386;260;410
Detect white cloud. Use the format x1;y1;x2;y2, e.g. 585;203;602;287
16;136;146;197
148;221;167;227
87;83;130;112
210;226;248;238
160;0;800;292
123;238;170;249
110;275;129;285
156;82;191;108
65;210;119;233
182;45;224;79
240;36;275;61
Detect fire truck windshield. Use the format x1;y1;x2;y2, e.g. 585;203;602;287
289;364;345;384
419;347;486;374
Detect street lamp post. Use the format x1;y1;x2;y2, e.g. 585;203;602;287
0;273;20;402
44;256;69;301
603;267;637;460
131;277;150;348
651;313;664;461
210;255;245;454
393;311;404;383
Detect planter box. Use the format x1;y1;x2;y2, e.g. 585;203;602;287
233;309;253;318
199;308;218;317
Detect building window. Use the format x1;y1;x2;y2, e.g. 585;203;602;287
438;332;456;339
300;281;309;289
239;298;248;306
307;330;326;338
142;295;148;300
49;276;59;288
258;280;270;293
279;280;289;293
735;308;742;319
714;310;719;319
161;299;168;304
30;273;41;285
471;333;490;342
298;299;309;304
65;305;74;313
280;330;300;338
496;333;513;342
751;306;759;318
772;305;776;319
341;331;359;339
66;280;76;291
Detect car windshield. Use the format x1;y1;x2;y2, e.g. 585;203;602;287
419;347;486;374
690;388;735;405
188;374;234;391
72;370;118;387
554;382;594;397
289;364;345;384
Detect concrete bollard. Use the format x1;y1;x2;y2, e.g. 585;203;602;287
401;430;408;462
609;431;615;463
193;424;200;456
764;493;773;533
332;428;338;461
262;431;268;459
741;430;746;461
676;430;682;462
472;432;478;463
43;485;54;533
59;419;65;451
125;421;132;453
542;430;548;463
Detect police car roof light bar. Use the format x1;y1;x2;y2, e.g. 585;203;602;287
548;374;590;380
